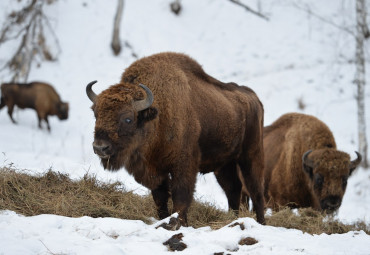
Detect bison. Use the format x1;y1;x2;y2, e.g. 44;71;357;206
262;113;361;213
0;82;69;131
86;52;265;226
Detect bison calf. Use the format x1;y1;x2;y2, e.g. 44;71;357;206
86;52;266;226
0;82;69;131
263;113;361;213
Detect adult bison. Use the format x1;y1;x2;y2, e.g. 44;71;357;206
86;52;265;226
263;113;361;213
0;82;69;131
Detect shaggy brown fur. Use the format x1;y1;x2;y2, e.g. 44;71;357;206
0;82;69;131
87;52;265;226
263;113;361;212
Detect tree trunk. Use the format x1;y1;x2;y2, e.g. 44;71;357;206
111;0;124;56
355;0;369;168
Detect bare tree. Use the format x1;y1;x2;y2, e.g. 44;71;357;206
111;0;124;56
0;0;60;82
110;0;138;59
354;0;369;168
292;1;369;169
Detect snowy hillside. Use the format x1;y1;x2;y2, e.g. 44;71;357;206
0;0;370;254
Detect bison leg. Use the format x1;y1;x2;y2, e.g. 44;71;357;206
170;168;197;227
152;178;170;220
37;113;50;131
44;116;51;131
237;166;251;210
6;103;17;124
238;156;265;225
37;114;43;129
0;97;5;109
214;162;242;213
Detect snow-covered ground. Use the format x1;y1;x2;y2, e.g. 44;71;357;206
0;0;370;254
1;210;369;255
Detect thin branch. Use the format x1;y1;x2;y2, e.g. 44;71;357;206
124;40;138;59
228;0;269;21
0;0;38;43
39;239;67;255
41;12;61;56
292;2;355;37
0;0;60;82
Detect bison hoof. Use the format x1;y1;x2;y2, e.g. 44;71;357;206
156;217;182;231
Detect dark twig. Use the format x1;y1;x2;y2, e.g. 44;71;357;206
228;0;269;21
124;41;138;59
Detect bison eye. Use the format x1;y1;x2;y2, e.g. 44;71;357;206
342;176;348;189
314;174;324;189
125;118;132;124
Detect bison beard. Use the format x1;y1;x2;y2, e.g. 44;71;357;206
86;52;266;226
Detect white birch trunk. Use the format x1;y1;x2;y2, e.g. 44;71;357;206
355;0;369;168
111;0;124;56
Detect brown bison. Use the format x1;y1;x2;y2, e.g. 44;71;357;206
262;113;361;213
0;82;69;131
86;52;265;226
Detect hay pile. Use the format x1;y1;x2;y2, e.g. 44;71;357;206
0;166;368;234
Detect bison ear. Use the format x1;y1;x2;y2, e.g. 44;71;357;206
138;107;158;124
302;150;314;179
349;151;362;175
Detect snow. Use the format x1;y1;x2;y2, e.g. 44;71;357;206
0;0;370;254
1;210;369;255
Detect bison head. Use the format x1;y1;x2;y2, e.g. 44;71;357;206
302;148;361;213
86;80;157;171
57;102;69;120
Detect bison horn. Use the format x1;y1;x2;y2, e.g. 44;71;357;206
86;80;98;103
302;150;314;168
302;150;315;177
350;151;362;170
133;84;154;111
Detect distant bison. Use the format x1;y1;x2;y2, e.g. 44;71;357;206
263;113;361;213
86;52;266;226
0;82;69;131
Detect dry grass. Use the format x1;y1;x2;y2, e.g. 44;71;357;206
0;166;234;227
266;207;370;235
0;166;156;223
0;166;369;235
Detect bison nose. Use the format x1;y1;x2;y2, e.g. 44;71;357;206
93;140;112;158
321;196;341;212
